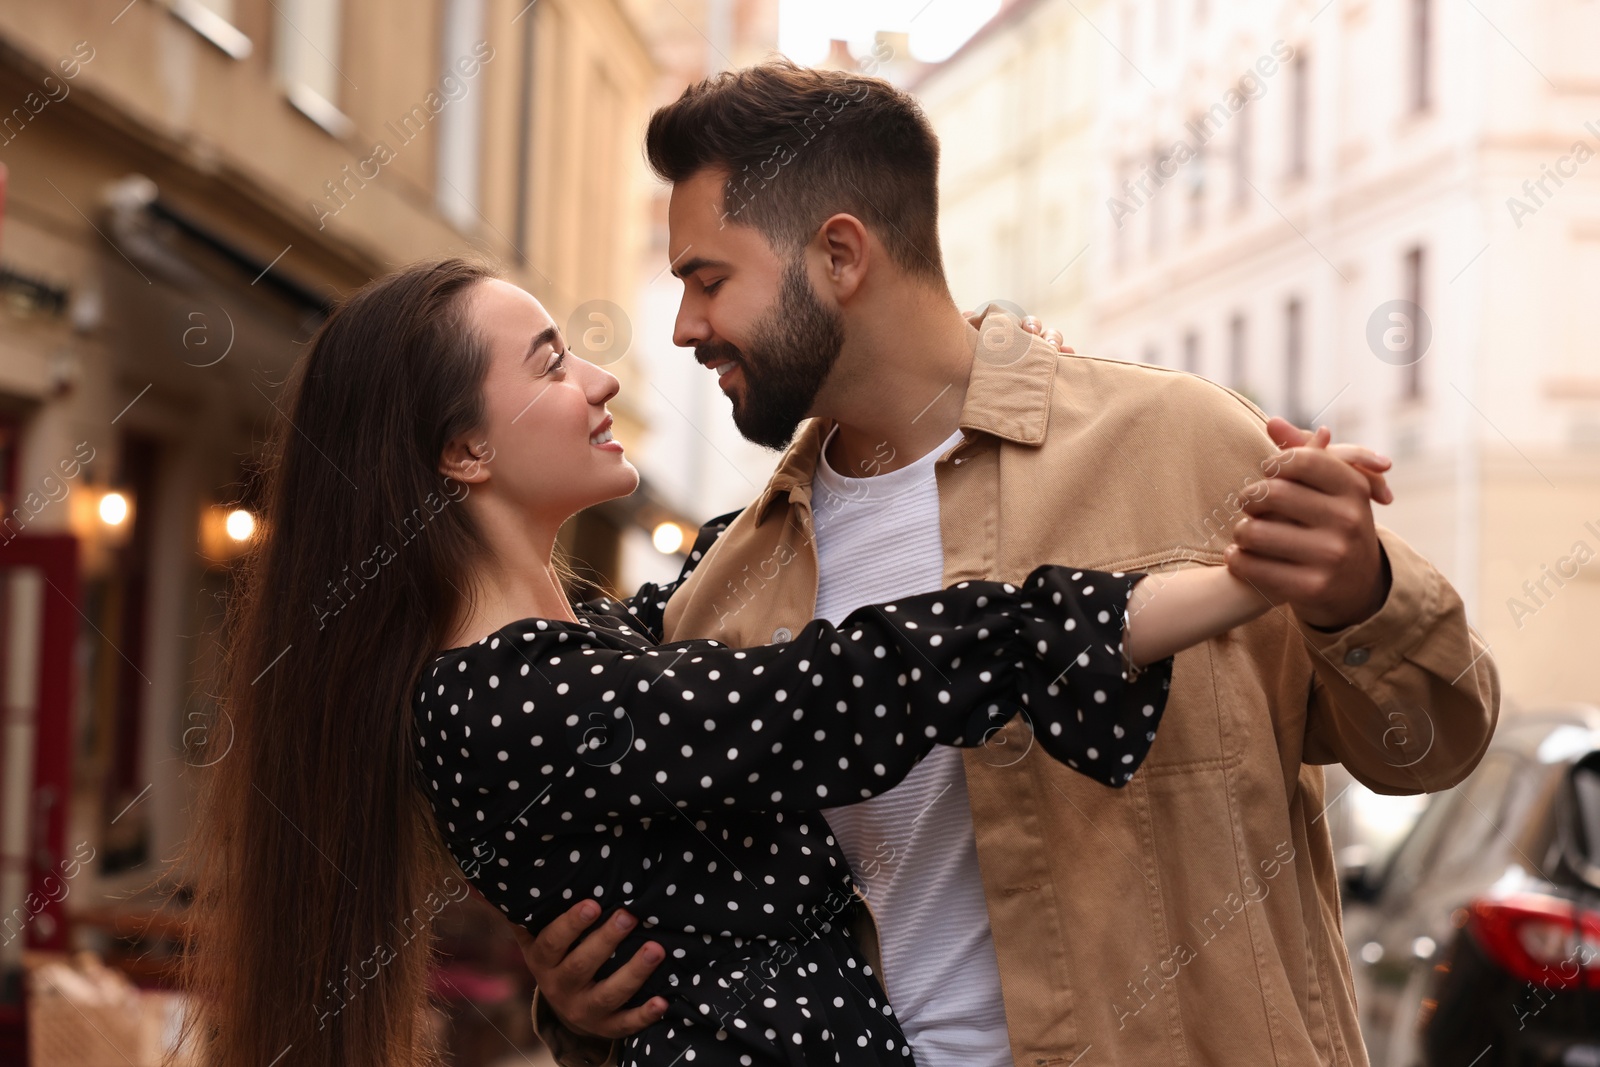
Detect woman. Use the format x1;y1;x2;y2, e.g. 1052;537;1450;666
179;257;1381;1067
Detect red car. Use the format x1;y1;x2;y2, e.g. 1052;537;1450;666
1341;707;1600;1067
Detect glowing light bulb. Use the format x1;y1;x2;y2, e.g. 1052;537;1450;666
225;509;255;542
98;491;129;526
652;522;686;555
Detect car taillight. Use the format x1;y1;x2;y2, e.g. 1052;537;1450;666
1467;895;1600;990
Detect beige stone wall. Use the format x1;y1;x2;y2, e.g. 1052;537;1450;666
0;0;660;898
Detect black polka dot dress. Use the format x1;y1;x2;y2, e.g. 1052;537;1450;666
411;515;1174;1066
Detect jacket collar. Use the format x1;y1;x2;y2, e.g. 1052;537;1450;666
750;305;1058;527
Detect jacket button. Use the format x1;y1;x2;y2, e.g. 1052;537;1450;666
773;627;792;643
1344;647;1371;666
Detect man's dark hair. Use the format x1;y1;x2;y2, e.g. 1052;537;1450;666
645;58;946;283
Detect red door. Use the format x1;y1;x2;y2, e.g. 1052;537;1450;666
0;532;80;1054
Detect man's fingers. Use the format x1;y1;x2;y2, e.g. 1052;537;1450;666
1356;469;1393;505
526;900;601;971
1240;478;1344;526
597;998;672;1040
1232;516;1347;566
589;941;666;1015
1224;545;1321;604
558;907;643;984
511;923;537;962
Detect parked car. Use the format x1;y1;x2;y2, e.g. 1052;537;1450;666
1340;706;1600;1067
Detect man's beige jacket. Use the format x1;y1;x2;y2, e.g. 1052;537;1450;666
536;308;1500;1066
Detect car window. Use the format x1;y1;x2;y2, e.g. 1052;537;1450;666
1426;753;1521;884
1377;785;1463;903
1571;756;1600;867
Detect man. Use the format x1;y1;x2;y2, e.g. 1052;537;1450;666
517;60;1499;1066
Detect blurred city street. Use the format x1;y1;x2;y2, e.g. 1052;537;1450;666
0;0;1596;1064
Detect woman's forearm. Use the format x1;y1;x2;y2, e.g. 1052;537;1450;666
1123;565;1275;667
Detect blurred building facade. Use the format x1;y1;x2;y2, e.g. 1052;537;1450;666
617;0;786;594
0;0;662;1057
918;0;1600;709
915;0;1102;347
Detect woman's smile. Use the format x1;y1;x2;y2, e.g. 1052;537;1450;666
589;413;624;453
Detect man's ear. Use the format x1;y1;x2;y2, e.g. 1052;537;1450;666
816;213;871;302
439;434;494;485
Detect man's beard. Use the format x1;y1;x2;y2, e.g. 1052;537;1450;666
697;255;845;451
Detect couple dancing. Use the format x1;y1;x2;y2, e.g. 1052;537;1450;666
181;60;1499;1067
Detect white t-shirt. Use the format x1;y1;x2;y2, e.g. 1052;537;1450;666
812;423;1013;1067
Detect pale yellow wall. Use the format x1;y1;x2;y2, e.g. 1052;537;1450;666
1477;461;1600;708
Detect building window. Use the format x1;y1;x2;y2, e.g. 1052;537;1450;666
437;0;489;231
1187;134;1206;231
1148;146;1167;254
1114;161;1133;270
1284;298;1304;424
1288;53;1309;178
1144;343;1162;367
170;0;253;58
1411;0;1431;112
1233;94;1252;206
1228;312;1247;390
1120;2;1137;82
275;0;350;136
1404;246;1426;400
1183;330;1200;373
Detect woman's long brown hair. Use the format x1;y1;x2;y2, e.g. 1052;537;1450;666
176;256;507;1066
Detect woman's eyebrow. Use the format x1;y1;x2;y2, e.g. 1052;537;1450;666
522;325;561;363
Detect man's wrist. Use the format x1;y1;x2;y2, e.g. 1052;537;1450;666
532;988;616;1067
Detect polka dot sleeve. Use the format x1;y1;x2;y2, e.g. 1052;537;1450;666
415;563;1173;837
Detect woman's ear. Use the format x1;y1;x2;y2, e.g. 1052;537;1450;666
439;435;494;485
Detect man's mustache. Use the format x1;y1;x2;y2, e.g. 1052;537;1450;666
695;342;745;368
